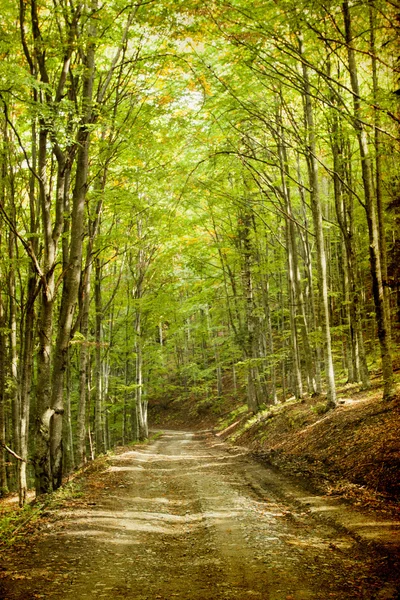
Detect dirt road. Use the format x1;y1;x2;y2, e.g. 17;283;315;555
1;431;399;599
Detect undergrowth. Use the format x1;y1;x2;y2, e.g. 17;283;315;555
0;502;44;546
0;477;86;547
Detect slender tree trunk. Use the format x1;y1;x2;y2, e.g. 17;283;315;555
239;208;260;412
94;258;104;454
263;251;277;404
0;290;8;495
278;261;287;401
64;350;75;472
18;117;39;506
0;129;10;495
3;146;21;483
342;0;393;399
76;307;90;467
297;156;322;393
285;217;303;399
133;221;149;441
299;35;336;407
275;105;317;397
9;235;20;477
34;127;55;495
19;271;36;505
135;309;147;440
232;361;238;397
369;1;391;338
330;105;370;388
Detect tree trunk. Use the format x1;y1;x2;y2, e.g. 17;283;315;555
19;271;36;506
135;309;148;440
330;103;370;388
48;2;97;488
239;207;260;413
94;258;104;454
263;252;277;404
369;1;390;338
64;351;75;473
76;294;90;467
76;196;103;464
34;127;55;495
18;117;38;506
0;290;8;495
285;216;303;400
275;103;317;397
297;156;322;393
342;0;393;399
299;35;336;407
133;221;149;441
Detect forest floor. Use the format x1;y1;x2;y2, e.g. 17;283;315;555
0;430;399;599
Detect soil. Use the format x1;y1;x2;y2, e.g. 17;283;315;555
1;430;399;600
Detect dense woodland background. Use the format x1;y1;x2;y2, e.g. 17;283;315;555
0;0;399;506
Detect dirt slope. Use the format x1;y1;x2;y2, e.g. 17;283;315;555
1;431;399;600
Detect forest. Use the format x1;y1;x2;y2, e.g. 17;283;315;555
0;0;399;508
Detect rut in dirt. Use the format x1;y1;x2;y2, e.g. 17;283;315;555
1;430;399;600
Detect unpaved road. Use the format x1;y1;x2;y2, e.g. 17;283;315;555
1;431;399;599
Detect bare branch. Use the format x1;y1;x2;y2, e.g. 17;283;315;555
1;443;26;462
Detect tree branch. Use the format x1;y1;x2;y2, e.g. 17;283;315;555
1;443;26;462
